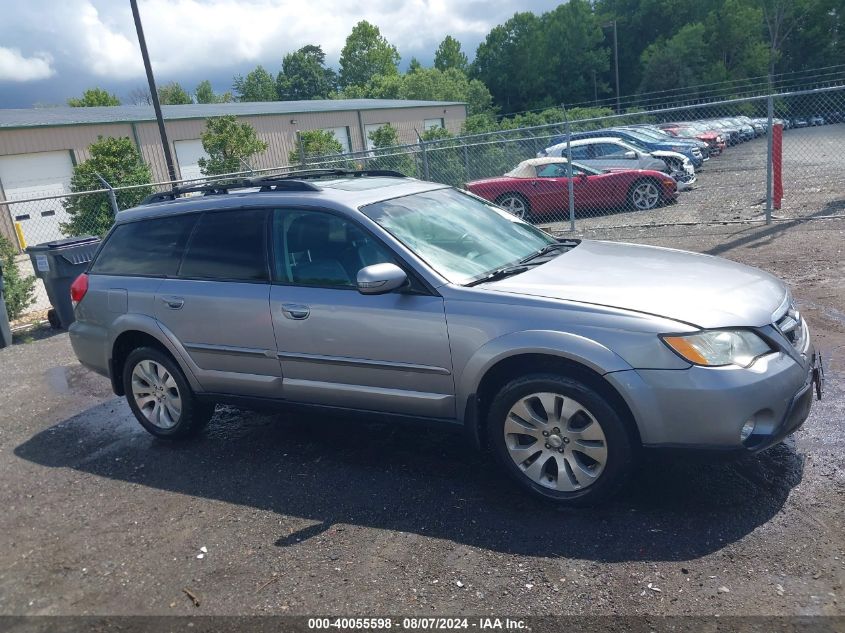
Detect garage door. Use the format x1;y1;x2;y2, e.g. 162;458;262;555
174;139;209;183
0;150;74;246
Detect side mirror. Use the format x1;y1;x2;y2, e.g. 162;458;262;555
578;172;589;182
357;263;408;295
624;150;637;159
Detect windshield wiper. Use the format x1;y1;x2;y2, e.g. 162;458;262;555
520;240;579;264
465;265;530;287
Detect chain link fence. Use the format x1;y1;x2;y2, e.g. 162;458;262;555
3;86;844;318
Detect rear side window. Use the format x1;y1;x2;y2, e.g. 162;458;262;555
91;215;196;277
179;209;268;281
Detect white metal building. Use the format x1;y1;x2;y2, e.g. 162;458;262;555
0;99;466;246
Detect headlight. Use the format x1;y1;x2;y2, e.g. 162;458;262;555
661;330;772;367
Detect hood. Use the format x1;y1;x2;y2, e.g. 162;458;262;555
485;240;786;329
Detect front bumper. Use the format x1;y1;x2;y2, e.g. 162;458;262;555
606;345;819;452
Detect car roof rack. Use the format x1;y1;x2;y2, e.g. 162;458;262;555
139;169;407;205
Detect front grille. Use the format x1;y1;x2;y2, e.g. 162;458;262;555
775;304;805;350
692;148;702;158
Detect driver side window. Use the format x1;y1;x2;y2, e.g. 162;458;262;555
271;209;395;288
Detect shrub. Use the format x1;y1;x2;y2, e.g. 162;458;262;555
0;235;36;321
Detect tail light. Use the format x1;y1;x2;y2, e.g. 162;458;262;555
70;273;89;307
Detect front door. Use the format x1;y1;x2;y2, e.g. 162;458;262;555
268;208;455;419
154;208;281;398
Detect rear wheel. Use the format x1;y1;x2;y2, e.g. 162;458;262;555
496;193;530;219
628;180;661;211
487;373;635;505
123;346;214;439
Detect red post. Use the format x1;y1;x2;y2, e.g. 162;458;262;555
772;123;783;210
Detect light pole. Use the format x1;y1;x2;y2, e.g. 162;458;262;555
129;0;177;183
603;20;621;114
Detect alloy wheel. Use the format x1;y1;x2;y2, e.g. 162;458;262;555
131;359;182;429
503;392;608;491
499;196;527;219
631;182;660;210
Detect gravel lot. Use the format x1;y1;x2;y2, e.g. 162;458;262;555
1;218;843;620
542;124;845;232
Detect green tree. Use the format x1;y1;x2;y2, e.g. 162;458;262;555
471;12;547;113
0;235;36;321
67;88;120;107
340;68;495;117
339;20;400;88
276;45;337;100
408;57;423;73
61;137;153;237
157;81;192;105
367;125;416;175
434;35;468;72
233;65;277;101
197;115;268;176
289;129;343;164
195;80;234;104
639;23;711;94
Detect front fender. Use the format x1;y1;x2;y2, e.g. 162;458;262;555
456;329;633;423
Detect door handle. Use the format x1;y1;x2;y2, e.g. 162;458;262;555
160;296;185;310
281;303;310;320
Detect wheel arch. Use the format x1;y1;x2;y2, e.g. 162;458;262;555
456;331;640;450
108;315;200;396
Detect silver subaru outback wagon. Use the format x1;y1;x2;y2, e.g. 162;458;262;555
68;171;824;505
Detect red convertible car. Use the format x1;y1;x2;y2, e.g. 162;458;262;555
465;157;677;220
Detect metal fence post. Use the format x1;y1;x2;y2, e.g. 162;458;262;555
463;145;471;183
420;139;431;181
562;106;575;232
95;172;120;218
297;130;306;167
766;95;774;225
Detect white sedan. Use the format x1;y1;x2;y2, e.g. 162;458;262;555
539;137;696;190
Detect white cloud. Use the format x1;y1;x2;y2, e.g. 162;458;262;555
1;0;562;82
0;47;55;81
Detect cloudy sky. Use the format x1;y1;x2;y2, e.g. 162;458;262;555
0;0;563;108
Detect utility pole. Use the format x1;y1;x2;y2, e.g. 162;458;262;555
130;0;177;182
603;20;621;114
612;20;621;115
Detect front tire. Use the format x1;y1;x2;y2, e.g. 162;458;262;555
628;180;661;211
123;346;214;439
487;373;635;505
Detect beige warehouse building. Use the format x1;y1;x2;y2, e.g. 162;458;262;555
0;99;466;246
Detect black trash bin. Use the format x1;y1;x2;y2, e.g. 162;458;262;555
0;260;13;348
27;236;100;329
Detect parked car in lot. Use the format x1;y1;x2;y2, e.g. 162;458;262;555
792;117;809;128
67;170;823;505
549;128;705;168
810;115;825;126
538;137;696;190
658;123;726;155
624;125;712;160
465;157;678;217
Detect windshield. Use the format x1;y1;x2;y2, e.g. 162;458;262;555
361;187;558;285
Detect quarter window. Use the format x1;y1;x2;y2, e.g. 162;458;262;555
91;215;196;277
179;209;268;281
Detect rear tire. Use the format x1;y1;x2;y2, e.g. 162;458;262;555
487;373;635;505
123;346;214;439
496;193;531;220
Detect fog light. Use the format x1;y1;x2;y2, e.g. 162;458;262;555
740;418;756;443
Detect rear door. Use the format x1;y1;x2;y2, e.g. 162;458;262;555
154;208;281;398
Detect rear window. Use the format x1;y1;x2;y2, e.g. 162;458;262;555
91;215;196;277
179;209;268;281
